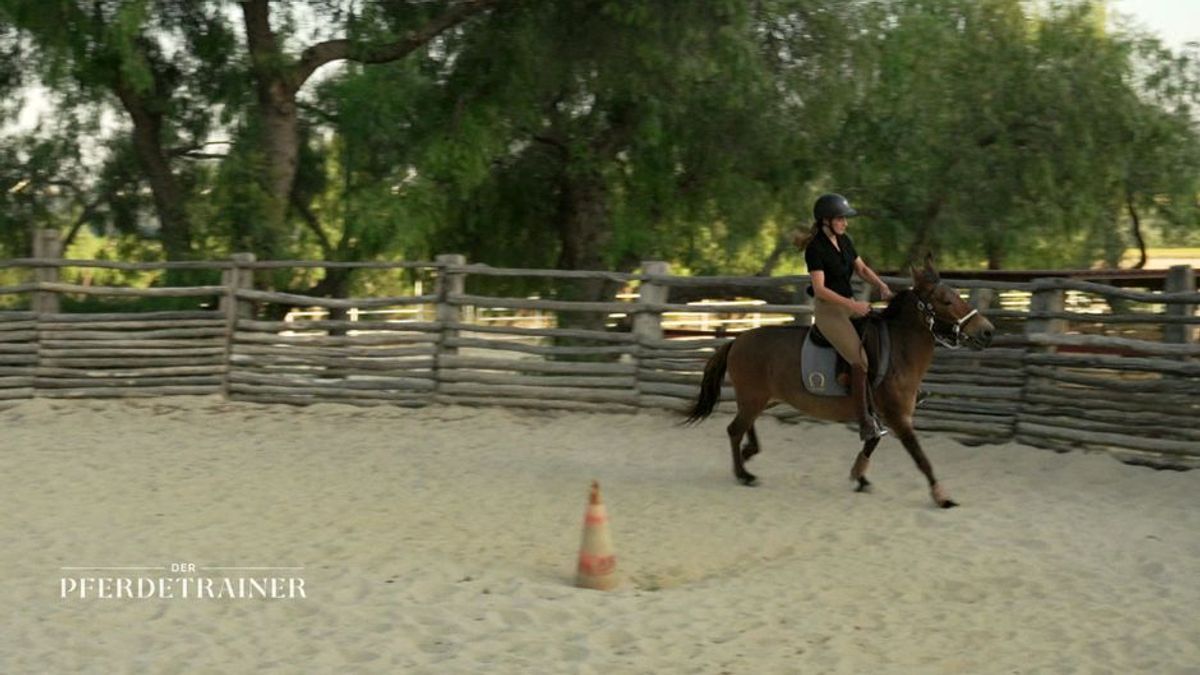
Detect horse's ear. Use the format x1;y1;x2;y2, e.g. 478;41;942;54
922;252;940;284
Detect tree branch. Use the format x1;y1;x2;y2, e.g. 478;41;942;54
178;153;228;161
43;179;85;198
62;196;105;251
168;140;233;158
531;133;569;157
1126;193;1147;269
290;191;336;257
298;100;339;125
756;234;792;277
289;0;502;92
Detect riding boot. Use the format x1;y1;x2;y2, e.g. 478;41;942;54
852;364;886;441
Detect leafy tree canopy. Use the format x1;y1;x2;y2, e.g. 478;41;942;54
0;0;1195;279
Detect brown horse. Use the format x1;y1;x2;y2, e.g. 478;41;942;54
684;256;994;508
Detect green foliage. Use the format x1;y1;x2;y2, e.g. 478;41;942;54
831;0;1200;270
1;0;1196;274
407;0;825;279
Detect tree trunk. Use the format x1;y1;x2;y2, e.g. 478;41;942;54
985;245;1004;270
313;267;353;335
241;0;298;246
258;85;301;246
905;198;943;265
113;81;193;261
557;173;612;272
553;172;619;350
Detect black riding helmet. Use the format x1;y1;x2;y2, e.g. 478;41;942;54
813;193;857;222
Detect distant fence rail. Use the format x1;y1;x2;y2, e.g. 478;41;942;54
1;244;1197;468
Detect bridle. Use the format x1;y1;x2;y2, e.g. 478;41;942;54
915;286;979;349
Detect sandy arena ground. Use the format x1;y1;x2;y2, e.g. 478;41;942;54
2;396;1198;674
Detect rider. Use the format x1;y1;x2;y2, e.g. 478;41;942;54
797;193;892;441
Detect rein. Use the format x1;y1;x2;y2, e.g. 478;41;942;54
915;290;978;350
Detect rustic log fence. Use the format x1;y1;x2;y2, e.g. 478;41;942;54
1;241;1196;467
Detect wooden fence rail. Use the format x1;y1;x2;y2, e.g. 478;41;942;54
1;244;1197;467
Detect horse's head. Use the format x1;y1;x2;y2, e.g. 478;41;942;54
910;253;994;350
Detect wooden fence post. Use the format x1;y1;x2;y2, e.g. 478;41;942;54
221;252;255;399
1164;265;1195;345
633;261;669;343
1026;285;1066;342
434;254;466;395
1017;282;1068;449
220;253;256;320
634;261;669;404
31;228;61;315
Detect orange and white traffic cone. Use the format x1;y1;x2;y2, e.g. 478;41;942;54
576;480;618;590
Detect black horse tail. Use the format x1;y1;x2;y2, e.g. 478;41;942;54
683;341;732;425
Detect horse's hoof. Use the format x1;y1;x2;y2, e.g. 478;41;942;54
931;483;955;508
851;473;872;492
737;474;758;486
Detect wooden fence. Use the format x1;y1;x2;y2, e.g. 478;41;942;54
1;249;1196;468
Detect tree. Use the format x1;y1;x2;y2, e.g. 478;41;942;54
0;0;243;260
233;0;502;252
1;0;503;263
830;0;1200;270
3;0;1195;280
406;0;855;281
1117;37;1200;262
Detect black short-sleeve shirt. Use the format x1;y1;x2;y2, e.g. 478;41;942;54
805;232;858;299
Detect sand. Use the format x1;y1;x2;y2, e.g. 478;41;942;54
1;396;1198;674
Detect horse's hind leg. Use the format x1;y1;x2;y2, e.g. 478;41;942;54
849;437;881;493
727;403;765;486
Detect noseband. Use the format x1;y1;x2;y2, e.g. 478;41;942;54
915;288;978;349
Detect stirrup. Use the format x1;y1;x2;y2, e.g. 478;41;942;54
859;416;888;442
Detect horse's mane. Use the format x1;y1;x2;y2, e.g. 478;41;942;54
877;288;915;320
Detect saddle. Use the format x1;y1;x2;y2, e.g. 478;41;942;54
801;316;890;397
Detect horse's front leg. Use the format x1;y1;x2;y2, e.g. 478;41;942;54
894;423;957;508
849;436;881;493
741;425;760;463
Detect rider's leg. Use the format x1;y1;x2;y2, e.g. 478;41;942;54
851;359;886;441
813;299;886;441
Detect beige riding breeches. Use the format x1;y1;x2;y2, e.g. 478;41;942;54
813;297;868;369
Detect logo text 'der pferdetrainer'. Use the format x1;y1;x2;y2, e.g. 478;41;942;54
60;562;306;600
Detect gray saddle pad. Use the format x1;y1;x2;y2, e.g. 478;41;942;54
801;323;889;397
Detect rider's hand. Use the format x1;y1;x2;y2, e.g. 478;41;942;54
850;300;872;317
878;285;895;301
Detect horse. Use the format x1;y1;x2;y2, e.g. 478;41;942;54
683;255;995;508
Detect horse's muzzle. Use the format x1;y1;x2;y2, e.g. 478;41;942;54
967;325;994;350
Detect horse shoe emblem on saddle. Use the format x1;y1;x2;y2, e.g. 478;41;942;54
807;371;826;391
